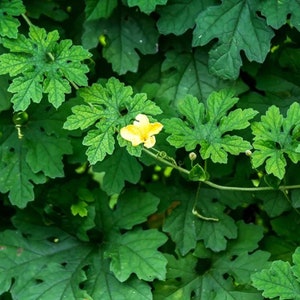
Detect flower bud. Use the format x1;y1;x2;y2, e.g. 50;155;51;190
189;152;197;161
245;150;252;157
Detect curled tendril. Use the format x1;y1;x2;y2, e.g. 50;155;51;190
157;151;177;166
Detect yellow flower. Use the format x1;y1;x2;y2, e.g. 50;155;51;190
120;114;163;148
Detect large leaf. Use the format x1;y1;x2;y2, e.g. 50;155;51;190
164;90;257;163
163;188;237;255
105;229;168;282
252;247;300;299
0;226;93;299
82;8;158;74
192;0;274;79
157;0;215;35
155;222;269;299
84;251;152;300
64;77;162;164
251;103;300;179
113;189;160;230
85;0;117;20
93;147;143;195
0;101;74;207
0;25;91;110
156;49;230;106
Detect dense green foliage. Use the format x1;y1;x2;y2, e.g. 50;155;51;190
1;0;300;299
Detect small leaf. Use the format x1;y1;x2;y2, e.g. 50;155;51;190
71;201;88;217
85;251;152;300
189;164;209;181
0;0;25;38
260;0;300;31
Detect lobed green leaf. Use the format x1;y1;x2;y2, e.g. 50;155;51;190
252;103;300;179
0;25;91;110
106;229;168;282
164;90;256;163
0;0;25;38
192;0;274;79
252;247;300;299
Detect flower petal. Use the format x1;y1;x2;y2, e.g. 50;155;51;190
134;114;150;126
144;136;156;148
147;122;163;136
120;114;163;148
120;125;143;146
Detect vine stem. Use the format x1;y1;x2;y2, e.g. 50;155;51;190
142;148;300;192
21;13;32;27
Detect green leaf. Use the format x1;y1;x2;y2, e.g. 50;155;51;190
64;77;162;163
0;75;12;112
62;103;103;130
71;201;89;217
163;188;237;254
252;247;300;299
112;189;160;230
189;164;209;181
85;0;117;20
83;127;115;164
0;227;93;299
155;222;268;299
164;90;257;163
24;0;69;21
260;0;300;30
156;49;230;106
25;131;72;178
153;253;203;299
251;103;300;179
85;251;152;300
0;0;25;38
0;25;91;110
192;0;274;79
105;229;168;282
0;143;46;208
93;147;142;195
0;101;74;207
127;0;168;14
82;8;158;74
157;0;215;35
7;73;44;110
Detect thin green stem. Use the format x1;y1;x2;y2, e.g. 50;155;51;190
21;13;32;27
142;147;300;192
192;182;219;222
203;180;300;192
142;148;189;175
